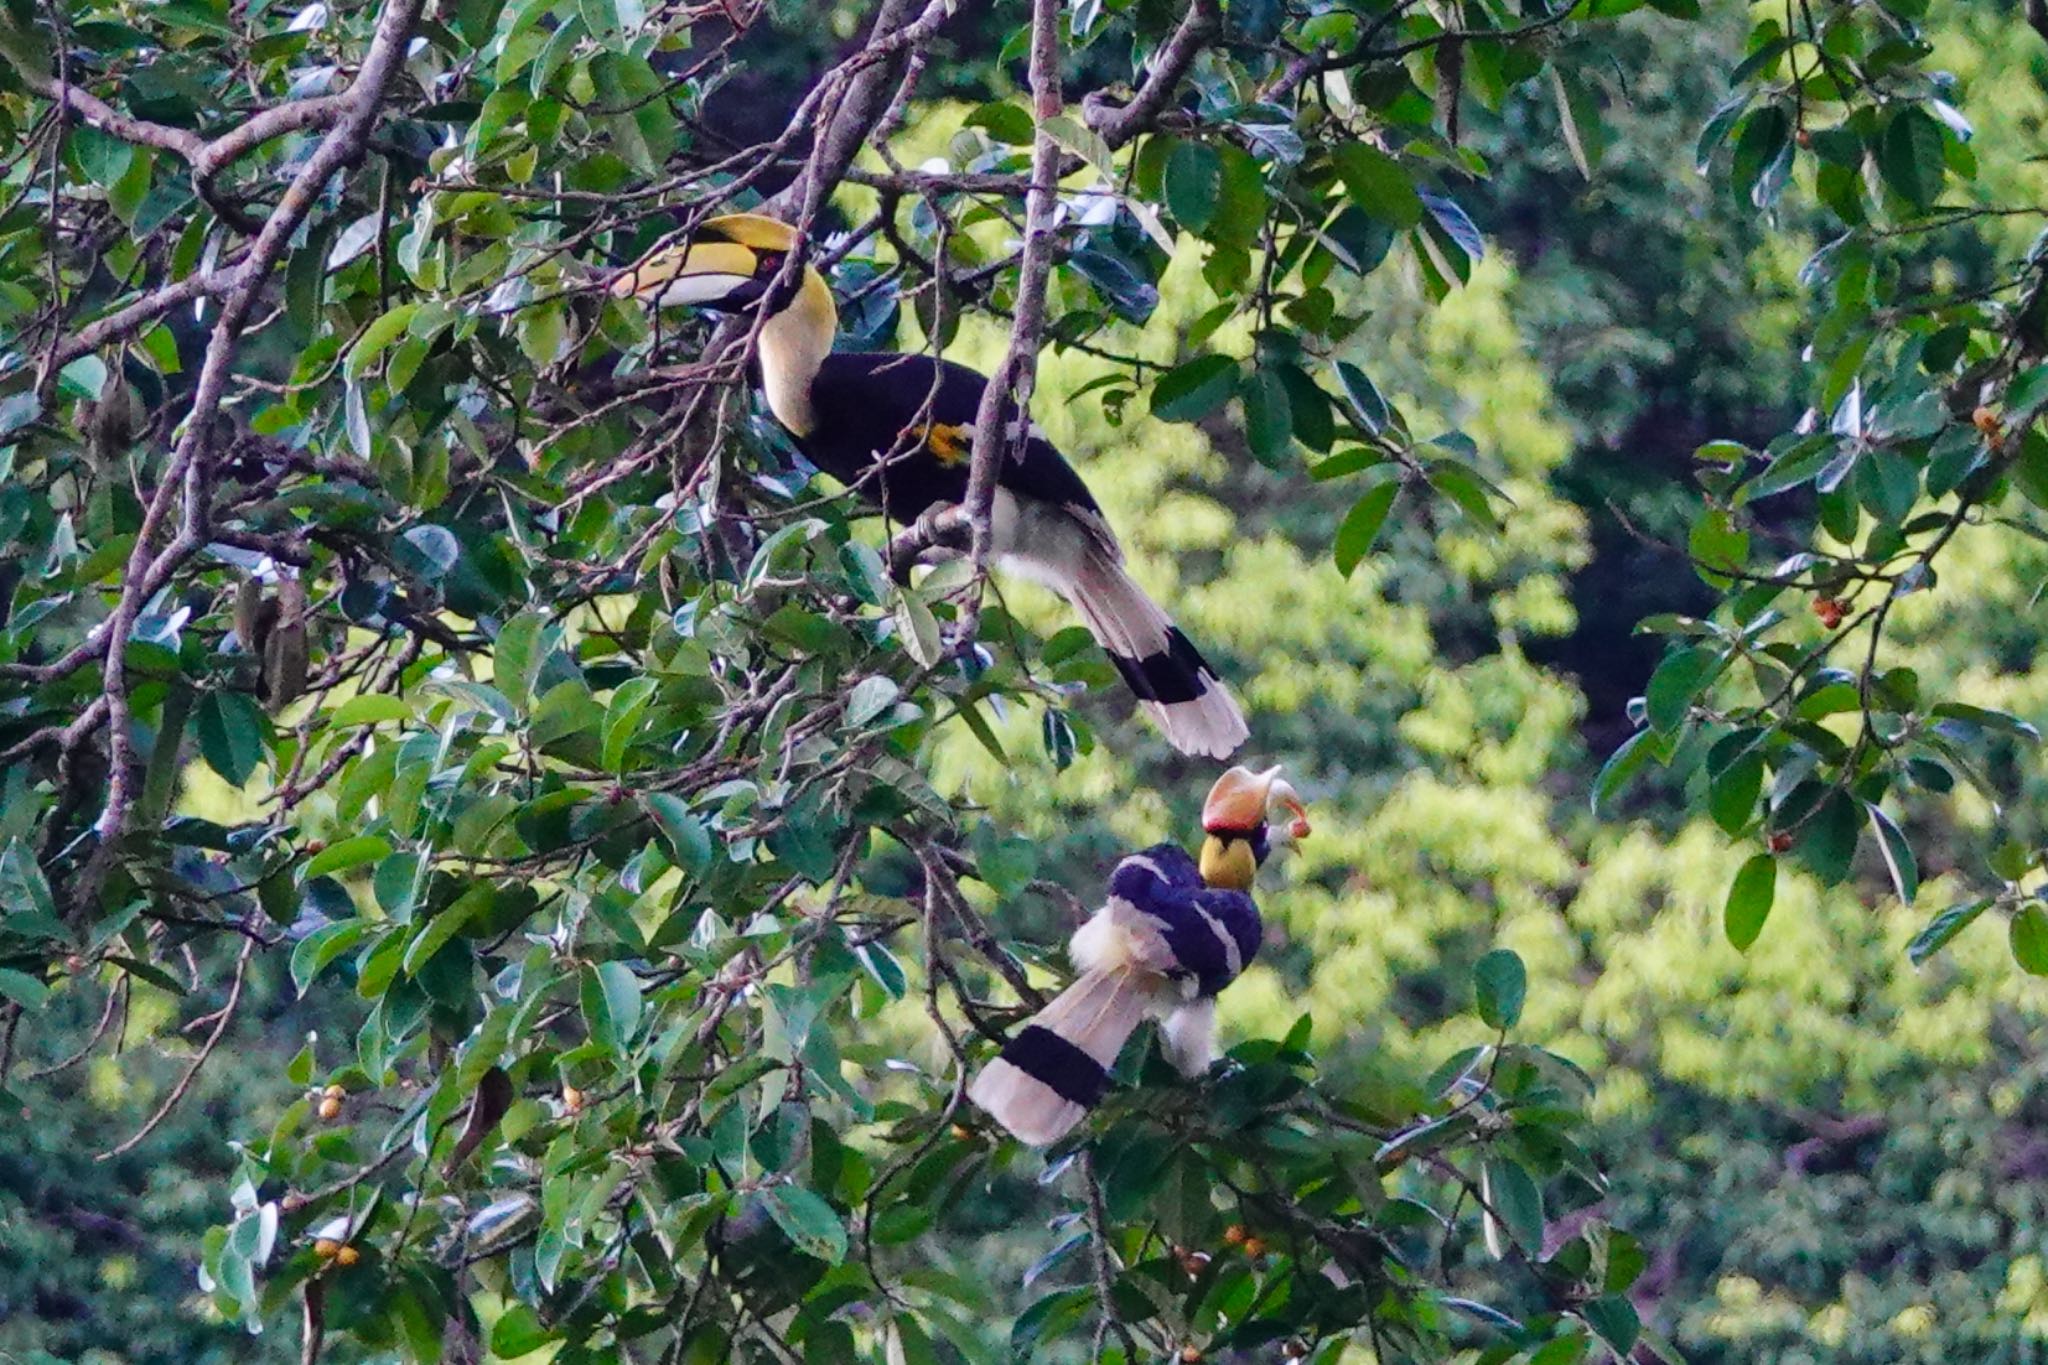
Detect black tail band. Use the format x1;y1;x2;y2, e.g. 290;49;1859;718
1001;1025;1112;1109
1104;627;1215;706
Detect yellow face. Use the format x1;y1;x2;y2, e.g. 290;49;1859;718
1199;835;1258;891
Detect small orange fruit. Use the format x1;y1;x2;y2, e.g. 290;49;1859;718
1769;831;1794;854
1242;1236;1268;1258
1180;1348;1202;1364
317;1096;343;1121
313;1238;341;1260
1222;1224;1248;1246
335;1245;361;1267
1813;597;1845;630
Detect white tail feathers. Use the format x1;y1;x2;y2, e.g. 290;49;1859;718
1066;552;1249;759
967;967;1165;1146
1159;998;1218;1077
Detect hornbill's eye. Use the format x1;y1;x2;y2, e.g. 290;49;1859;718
754;250;787;277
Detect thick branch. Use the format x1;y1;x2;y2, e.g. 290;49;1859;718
1082;0;1221;150
763;0;955;218
960;0;1063;592
41;260;249;373
9;65;205;159
7;52;351;229
83;0;426;879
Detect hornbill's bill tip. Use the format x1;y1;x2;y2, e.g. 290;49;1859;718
1202;765;1310;840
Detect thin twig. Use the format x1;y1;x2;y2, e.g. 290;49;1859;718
98;935;256;1160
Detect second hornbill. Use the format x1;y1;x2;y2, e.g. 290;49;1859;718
608;212;1249;759
966;764;1310;1145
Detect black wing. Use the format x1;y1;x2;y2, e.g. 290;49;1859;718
1106;843;1260;998
803;352;1104;525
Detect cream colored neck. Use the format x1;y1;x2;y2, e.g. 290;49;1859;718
757;267;836;437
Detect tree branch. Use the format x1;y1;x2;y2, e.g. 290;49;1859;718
763;0;956;219
960;0;1063;626
1082;0;1221;150
5;48;353;232
79;0;426;899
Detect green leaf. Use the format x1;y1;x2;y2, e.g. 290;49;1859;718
344;302;422;380
1729;105;1790;205
1426;458;1502;531
601;675;658;773
1644;645;1714;734
964;100;1032;144
2008;364;2048;422
0;840;58;920
1152;354;1238;423
582;960;643;1052
1723;854;1776;951
1473;948;1526;1030
893;592;942;667
845;675;899;727
1709;750;1764;835
1334;479;1400;576
1208;145;1268;247
1931;702;2041;741
1881;106;1947;209
1591;727;1660;815
1689;507;1750;587
643;794;713;874
1696;88;1754;173
1008;1286;1093;1360
330;694;412;726
1332;142;1423;227
403;884;487;975
291;920;367;996
1164;140;1223;234
1908;897;1993;966
1581;1295;1640;1356
1480;1158;1543;1258
490;1304;557;1356
0;968;50;1009
195;691;268;787
1335;360;1390;435
759;1184;847;1264
1241;367;1294;466
2012;905;2048;976
1867;804;1919;904
304;834;393;881
1794;791;1860;886
493;610;553;709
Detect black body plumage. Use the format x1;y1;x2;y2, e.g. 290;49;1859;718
1105;842;1262;998
801;352;1099;528
800;354;1225;711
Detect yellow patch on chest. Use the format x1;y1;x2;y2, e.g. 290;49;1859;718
911;423;972;466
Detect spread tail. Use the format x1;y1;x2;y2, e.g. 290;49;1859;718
1067;552;1248;759
967;967;1159;1146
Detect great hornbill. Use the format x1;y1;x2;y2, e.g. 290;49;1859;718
607;212;1249;759
966;765;1310;1145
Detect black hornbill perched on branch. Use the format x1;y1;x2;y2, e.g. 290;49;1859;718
607;212;1249;760
968;764;1310;1145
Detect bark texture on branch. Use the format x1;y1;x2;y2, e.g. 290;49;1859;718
960;0;1063;599
81;0;428;899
